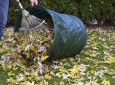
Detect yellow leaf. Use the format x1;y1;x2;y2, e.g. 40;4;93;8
24;72;31;76
41;55;48;61
70;65;78;74
20;58;26;65
91;81;99;85
0;49;5;53
91;70;95;74
101;79;111;85
107;57;115;64
69;65;79;78
7;78;16;85
90;54;97;57
30;71;38;76
20;81;34;85
90;43;98;47
0;60;4;65
8;71;15;76
56;72;62;78
102;44;110;49
45;74;52;80
58;65;65;70
12;63;18;70
50;71;55;75
7;64;12;69
34;76;41;81
40;38;49;44
59;81;64;85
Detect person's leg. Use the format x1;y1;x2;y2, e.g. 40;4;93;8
0;0;9;39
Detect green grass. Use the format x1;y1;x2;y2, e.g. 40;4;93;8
0;67;21;85
0;69;8;85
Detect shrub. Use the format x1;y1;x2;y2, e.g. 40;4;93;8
8;0;115;26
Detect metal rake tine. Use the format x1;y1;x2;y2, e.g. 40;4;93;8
19;32;23;41
31;29;41;42
25;16;34;28
38;22;49;29
41;24;49;31
35;24;45;32
31;30;36;40
29;19;37;27
34;23;47;31
21;32;26;41
25;15;38;28
41;22;49;28
36;26;42;32
34;18;42;25
34;28;41;37
28;15;42;28
35;17;44;23
29;30;36;42
26;31;31;44
22;32;29;44
32;20;46;30
31;30;38;42
31;28;41;41
38;25;49;32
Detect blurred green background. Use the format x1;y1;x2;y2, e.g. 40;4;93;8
8;0;115;26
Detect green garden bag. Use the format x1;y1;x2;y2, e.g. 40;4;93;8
14;6;87;61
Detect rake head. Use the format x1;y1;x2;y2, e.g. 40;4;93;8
14;0;53;64
17;9;53;44
20;9;49;31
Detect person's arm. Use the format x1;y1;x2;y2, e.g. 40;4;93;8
30;0;38;6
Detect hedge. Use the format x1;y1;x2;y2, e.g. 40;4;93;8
8;0;115;26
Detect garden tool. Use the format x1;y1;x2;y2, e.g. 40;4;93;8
16;0;49;31
15;0;51;44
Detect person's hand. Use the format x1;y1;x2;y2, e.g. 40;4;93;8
30;0;38;6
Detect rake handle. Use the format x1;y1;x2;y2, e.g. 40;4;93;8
16;0;24;10
16;0;29;17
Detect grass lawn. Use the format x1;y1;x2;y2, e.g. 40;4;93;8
0;27;115;85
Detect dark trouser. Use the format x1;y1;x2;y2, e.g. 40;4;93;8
0;0;9;39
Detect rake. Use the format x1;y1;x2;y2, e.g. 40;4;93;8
16;0;49;31
16;0;51;43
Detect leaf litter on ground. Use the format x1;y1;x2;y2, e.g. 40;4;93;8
0;27;115;85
